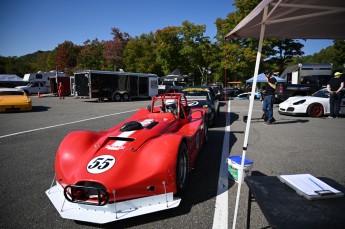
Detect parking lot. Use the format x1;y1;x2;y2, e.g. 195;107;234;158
1;95;344;228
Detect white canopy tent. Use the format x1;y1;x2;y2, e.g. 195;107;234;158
225;1;345;228
0;74;23;82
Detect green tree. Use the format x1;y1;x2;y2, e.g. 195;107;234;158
123;33;162;74
291;39;344;71
215;0;305;83
155;26;183;74
179;20;213;84
46;50;57;71
332;40;345;70
77;38;105;70
265;39;304;72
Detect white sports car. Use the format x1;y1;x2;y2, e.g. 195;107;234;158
278;88;345;117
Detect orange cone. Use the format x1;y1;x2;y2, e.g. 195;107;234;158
37;91;41;98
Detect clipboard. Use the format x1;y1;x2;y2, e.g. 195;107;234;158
278;174;344;200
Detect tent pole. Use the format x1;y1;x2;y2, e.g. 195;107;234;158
232;5;268;229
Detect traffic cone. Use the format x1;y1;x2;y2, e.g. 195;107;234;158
37;91;41;98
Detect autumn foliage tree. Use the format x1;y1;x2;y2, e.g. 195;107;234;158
55;41;80;75
103;28;130;71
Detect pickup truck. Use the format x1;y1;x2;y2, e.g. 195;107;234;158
274;83;320;103
16;81;50;95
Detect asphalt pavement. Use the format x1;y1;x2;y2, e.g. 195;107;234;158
0;95;344;229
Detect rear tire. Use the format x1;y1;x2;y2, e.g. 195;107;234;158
307;103;324;117
176;142;189;195
122;93;130;101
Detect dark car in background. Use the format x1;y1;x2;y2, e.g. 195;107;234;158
182;86;220;126
224;87;244;99
209;84;225;100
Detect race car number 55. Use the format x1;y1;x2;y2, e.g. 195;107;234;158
87;155;116;174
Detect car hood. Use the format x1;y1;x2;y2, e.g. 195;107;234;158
281;96;326;105
55;116;177;184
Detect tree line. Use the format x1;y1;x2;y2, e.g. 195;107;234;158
1;0;344;85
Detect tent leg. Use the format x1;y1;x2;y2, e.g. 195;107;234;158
232;5;268;229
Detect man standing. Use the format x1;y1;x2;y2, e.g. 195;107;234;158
327;72;344;118
262;70;277;124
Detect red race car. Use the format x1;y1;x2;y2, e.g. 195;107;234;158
46;93;208;224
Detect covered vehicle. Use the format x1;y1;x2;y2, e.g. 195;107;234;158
181;86;219;126
46;93;208;224
0;88;32;112
278;88;345;117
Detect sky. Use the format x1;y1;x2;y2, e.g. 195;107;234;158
0;0;333;57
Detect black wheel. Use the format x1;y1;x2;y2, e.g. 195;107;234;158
203;118;208;143
307;103;324;117
122;93;130;101
112;93;121;102
176;142;189;195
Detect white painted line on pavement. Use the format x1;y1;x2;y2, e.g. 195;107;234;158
212;100;231;229
0;109;138;139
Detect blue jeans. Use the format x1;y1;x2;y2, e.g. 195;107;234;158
262;95;274;122
329;93;343;117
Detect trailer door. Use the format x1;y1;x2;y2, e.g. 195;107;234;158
148;77;158;96
130;76;138;96
75;73;89;96
138;77;148;96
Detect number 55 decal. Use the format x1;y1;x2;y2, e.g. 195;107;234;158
87;155;115;174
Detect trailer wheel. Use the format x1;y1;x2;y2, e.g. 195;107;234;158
112;93;121;102
122;93;130;101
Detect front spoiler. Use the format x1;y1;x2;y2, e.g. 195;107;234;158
46;183;181;224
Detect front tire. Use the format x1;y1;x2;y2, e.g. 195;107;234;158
307;103;324;117
112;92;121;102
204;118;208;143
176;142;189;195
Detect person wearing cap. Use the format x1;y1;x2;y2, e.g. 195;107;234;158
262;70;277;124
327;72;344;118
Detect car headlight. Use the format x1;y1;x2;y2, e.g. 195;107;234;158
203;104;208;108
292;99;306;105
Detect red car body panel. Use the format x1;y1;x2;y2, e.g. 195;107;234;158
53;93;207;205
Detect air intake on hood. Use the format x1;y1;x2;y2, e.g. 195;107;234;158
120;121;143;132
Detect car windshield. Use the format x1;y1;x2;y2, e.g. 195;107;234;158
312;90;329;98
0;91;25;96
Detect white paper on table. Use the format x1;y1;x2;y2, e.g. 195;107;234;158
279;174;341;196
